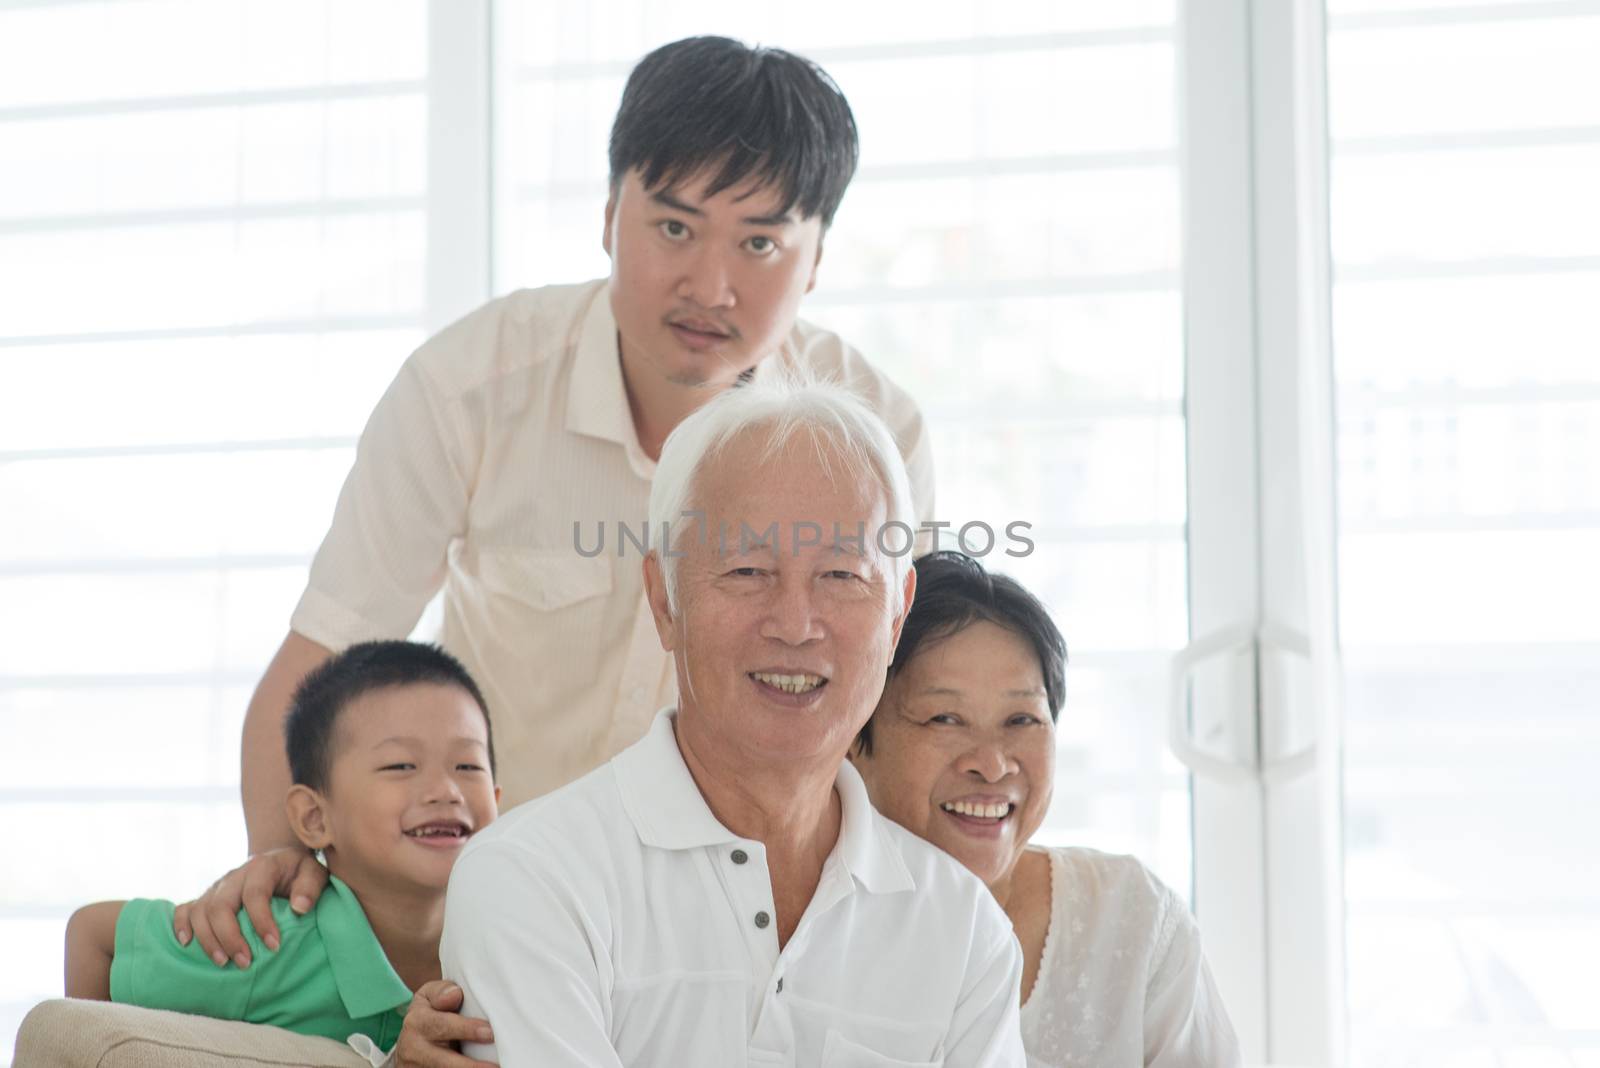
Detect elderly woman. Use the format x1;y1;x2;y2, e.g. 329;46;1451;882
851;551;1241;1068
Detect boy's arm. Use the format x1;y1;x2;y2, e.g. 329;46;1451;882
65;901;125;1000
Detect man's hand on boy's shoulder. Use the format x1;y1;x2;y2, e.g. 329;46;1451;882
172;845;328;970
393;981;497;1068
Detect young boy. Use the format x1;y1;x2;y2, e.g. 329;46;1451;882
63;640;500;1050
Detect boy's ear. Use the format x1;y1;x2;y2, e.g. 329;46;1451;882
285;784;333;851
493;784;502;806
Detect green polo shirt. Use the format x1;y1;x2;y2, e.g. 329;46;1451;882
109;874;412;1047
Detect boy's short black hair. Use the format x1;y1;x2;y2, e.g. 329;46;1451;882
285;640;495;793
608;36;859;228
858;551;1068;756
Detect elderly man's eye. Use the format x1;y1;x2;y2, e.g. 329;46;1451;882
824;569;860;581
727;567;765;578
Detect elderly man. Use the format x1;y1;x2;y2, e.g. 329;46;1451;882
439;376;1023;1066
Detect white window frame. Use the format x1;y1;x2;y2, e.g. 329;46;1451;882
1178;1;1346;1064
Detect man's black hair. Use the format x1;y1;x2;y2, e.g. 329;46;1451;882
285;640;495;793
608;36;859;227
858;551;1068;756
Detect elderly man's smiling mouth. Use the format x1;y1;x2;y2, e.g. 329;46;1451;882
748;670;829;700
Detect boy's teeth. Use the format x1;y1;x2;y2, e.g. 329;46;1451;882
941;800;1014;820
751;672;824;694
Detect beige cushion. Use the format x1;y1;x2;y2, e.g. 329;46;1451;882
14;999;372;1068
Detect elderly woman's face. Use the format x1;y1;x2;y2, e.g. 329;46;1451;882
853;621;1055;890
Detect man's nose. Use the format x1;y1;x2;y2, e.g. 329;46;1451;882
677;243;735;309
761;577;823;646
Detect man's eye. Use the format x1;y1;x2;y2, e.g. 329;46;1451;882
745;235;775;254
660;220;689;240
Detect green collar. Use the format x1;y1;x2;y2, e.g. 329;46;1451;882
318;875;414;1020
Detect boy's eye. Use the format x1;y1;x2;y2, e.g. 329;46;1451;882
456;763;487;773
379;763;415;772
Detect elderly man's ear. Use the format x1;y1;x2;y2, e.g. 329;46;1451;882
643;552;678;652
888;565;917;654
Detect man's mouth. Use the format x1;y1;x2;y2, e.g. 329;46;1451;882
749;671;827;695
403;820;471;841
940;800;1015;822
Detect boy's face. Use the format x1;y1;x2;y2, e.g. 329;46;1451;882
305;683;499;897
602;167;824;392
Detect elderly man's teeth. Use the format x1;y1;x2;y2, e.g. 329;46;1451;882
751;672;825;694
941;801;1014;819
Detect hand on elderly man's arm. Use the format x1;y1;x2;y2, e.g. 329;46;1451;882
440;839;624;1068
393;981;498;1068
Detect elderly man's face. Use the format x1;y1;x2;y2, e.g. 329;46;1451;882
648;431;913;768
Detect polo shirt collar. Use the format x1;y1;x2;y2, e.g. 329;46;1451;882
318;874;413;1020
615;709;740;850
614;710;915;895
833;755;916;895
564;282;639;452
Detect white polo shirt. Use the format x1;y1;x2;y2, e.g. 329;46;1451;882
441;710;1025;1068
289;280;935;808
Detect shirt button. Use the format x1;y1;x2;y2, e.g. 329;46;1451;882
754;911;770;929
776;978;784;994
731;849;748;865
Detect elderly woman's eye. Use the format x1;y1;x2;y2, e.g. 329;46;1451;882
927;713;960;726
1009;712;1045;727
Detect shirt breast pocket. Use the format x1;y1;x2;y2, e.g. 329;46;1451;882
477;549;613;611
822;1029;944;1068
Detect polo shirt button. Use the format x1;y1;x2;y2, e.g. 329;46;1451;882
754;911;770;929
731;849;748;865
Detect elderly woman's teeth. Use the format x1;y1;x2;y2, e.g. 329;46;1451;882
751;672;824;694
941;801;1013;819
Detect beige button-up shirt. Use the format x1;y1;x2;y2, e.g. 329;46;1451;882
290;280;935;808
441;709;1025;1067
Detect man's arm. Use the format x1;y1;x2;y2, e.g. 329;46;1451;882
943;928;1026;1067
442;841;624;1068
241;631;332;853
64;901;124;999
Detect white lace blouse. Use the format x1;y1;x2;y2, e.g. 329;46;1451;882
1019;847;1242;1067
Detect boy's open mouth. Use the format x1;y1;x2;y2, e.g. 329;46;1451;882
404;819;471;841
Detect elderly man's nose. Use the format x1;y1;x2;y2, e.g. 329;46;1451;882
762;582;821;644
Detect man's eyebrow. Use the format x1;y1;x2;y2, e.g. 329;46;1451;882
740;210;796;226
651;190;704;216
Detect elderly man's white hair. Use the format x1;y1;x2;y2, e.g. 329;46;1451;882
648;368;918;613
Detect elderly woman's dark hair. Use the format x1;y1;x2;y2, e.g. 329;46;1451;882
858;551;1068;756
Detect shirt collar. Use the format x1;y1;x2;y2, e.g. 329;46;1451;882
614;709;915;896
564;282;644;456
318;874;414;1020
614;709;740;850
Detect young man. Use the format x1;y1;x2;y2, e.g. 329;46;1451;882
178;35;934;972
65;642;499;1054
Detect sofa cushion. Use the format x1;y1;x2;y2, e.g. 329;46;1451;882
14;999;372;1067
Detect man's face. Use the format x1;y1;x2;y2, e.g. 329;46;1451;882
646;431;913;771
603;168;824;390
314;683;500;898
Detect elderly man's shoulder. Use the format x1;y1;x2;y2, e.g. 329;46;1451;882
870;810;1011;931
456;759;629;876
